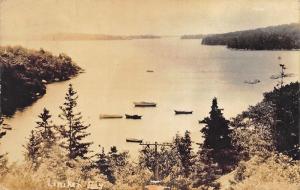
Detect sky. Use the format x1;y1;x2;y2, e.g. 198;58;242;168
0;0;299;39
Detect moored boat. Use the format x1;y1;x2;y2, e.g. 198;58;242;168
174;110;193;114
99;114;123;119
2;126;12;130
134;101;156;107
125;114;142;119
126;138;143;143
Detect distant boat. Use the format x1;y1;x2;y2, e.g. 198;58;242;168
244;79;260;84
125;114;142;119
146;70;154;73
134;102;156;107
174;110;193;114
270;73;294;79
99;114;123;119
2;126;12;130
126;138;143;143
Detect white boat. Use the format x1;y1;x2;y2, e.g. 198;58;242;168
99;114;123;119
134;101;156;107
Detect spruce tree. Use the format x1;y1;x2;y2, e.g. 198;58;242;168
35;108;56;151
174;131;194;177
108;146;128;167
24;130;42;168
58;84;92;160
94;147;116;184
199;97;235;171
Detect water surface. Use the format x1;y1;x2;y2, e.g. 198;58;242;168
1;39;299;161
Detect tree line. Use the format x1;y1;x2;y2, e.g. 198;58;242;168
202;23;300;50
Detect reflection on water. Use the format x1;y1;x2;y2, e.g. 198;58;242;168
1;39;299;162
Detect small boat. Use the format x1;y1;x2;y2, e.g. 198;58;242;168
125;114;142;119
134;102;156;107
174;110;193;114
244;79;260;84
146;70;154;73
99;114;123;119
126;138;143;143
2;126;12;130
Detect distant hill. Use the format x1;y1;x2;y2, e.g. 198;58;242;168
202;23;300;50
181;34;205;39
43;33;161;41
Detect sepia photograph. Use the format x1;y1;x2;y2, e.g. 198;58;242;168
0;0;299;189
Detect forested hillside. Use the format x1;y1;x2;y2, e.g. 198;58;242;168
0;46;81;116
202;23;300;50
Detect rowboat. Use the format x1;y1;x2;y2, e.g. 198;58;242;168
174;110;193;114
125;114;142;119
99;114;123;119
146;70;154;72
126;138;143;143
2;126;12;130
134;102;156;107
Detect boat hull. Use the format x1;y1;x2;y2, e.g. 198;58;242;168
99;114;123;119
174;110;193;114
125;114;142;119
134;102;156;107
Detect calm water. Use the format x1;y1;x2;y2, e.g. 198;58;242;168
1;38;299;162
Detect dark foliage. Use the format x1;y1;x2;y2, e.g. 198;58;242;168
264;82;299;159
174;131;194;177
35;108;56;148
94;147;116;184
202;23;300;50
58;84;92;160
199;98;237;172
0;117;8;160
0;46;81;116
192;148;221;190
139;145;177;180
24;130;42;168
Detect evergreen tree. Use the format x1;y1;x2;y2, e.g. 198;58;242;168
35;108;56;152
108;146;128;168
174;131;194;177
199;97;235;171
264;82;299;159
94;147;116;184
58;84;92;160
191;148;221;190
24;130;42;168
200;98;232;150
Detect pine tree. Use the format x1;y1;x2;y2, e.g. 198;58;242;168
191;148;221;189
108;146;128;168
24;130;42;168
199;97;235;171
200;98;231;150
58;84;92;160
35;108;56;152
94;146;116;184
174;131;194;177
